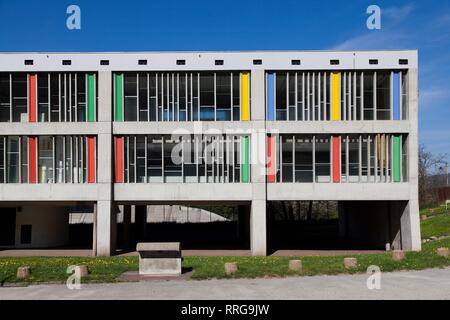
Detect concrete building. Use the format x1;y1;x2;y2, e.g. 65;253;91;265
0;51;421;256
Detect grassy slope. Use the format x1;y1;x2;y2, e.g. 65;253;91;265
420;213;450;239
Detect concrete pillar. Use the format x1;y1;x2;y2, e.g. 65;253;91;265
404;67;421;251
400;201;421;250
123;205;132;249
95;71;116;256
251;199;267;255
249;69;267;256
96;200;117;256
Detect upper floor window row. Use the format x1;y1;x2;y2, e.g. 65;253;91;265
113;71;250;122
0;72;97;123
266;70;408;121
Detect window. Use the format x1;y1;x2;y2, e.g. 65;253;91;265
124;73;137;121
376;72;391;120
315;136;330;182
275;73;287;120
38;136;54;183
0;73;10;122
216;73;231;120
295;135;313;182
12;74;27;122
7;136;20;183
363;73;374;120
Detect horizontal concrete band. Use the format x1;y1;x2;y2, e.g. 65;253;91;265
0;182;410;202
0;121;411;136
0;50;418;71
267;183;411;201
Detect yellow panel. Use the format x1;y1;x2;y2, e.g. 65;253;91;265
241;72;249;121
331;72;340;121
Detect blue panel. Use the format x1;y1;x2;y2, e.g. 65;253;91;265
267;72;275;121
393;72;400;120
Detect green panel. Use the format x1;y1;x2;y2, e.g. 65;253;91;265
87;73;96;122
393;135;401;182
115;73;123;121
241;136;250;183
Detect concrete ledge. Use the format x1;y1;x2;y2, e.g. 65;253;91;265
267;183;410;201
114;183;253;201
267;120;410;134
113;121;255;135
0;122;108;135
0;184;100;201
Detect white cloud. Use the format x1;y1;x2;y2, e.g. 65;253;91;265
420;87;450;107
331;4;417;50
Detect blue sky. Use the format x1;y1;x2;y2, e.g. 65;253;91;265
0;0;449;161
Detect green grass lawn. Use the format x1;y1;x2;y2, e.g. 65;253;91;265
1;238;449;284
421;213;450;239
1;206;449;284
420;206;450;217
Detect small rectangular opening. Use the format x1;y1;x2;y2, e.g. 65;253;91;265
24;60;34;65
138;59;148;65
369;59;379;65
399;59;409;65
291;60;301;65
20;225;32;244
176;60;186;65
253;59;262;65
330;59;340;65
100;60;109;65
215;60;224;65
62;60;72;65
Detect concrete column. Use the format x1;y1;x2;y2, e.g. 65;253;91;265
96;200;117;256
95;71;116;256
250;199;267;255
400;201;421;250
249;69;267;256
405;66;421;251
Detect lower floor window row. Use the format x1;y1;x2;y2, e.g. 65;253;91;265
114;135;250;183
267;134;407;183
0;135;96;184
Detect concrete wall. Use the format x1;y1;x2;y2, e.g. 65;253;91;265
340;200;413;250
12;205;69;248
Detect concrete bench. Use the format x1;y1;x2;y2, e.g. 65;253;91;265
136;242;181;276
446;200;450;210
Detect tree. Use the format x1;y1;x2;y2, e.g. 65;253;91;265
418;144;447;207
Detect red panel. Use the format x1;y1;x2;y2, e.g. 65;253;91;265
87;136;96;183
28;74;37;122
267;135;276;183
28;137;37;183
332;136;341;183
115;137;124;183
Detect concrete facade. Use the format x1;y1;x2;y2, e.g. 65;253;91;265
0;50;421;255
